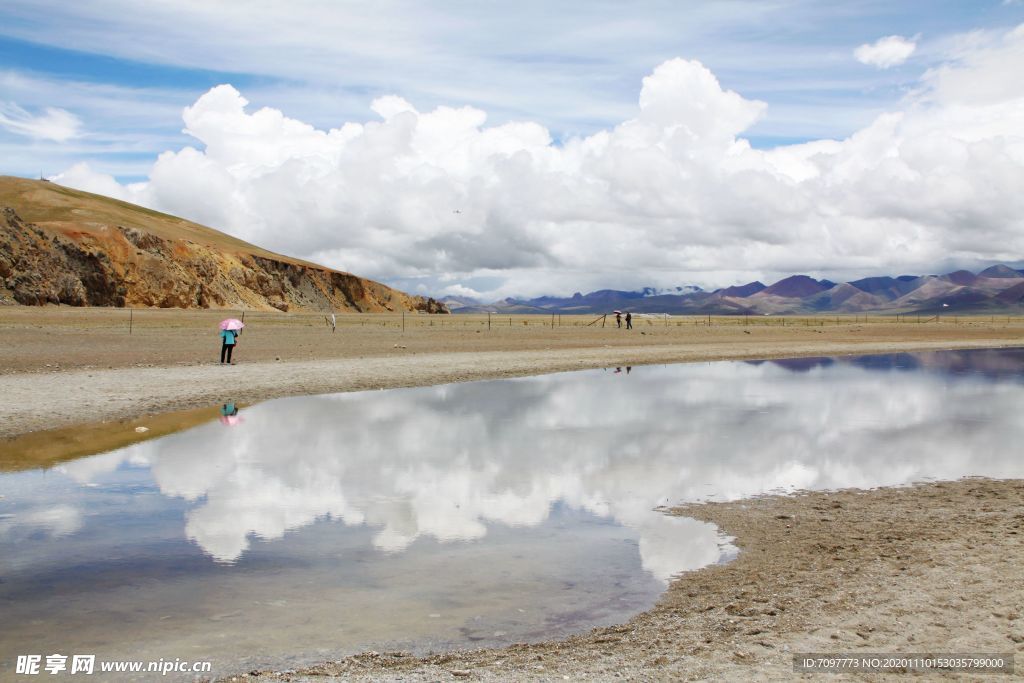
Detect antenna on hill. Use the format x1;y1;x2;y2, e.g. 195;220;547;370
40;171;50;183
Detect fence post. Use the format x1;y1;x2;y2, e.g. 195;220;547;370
129;308;133;335
402;310;405;333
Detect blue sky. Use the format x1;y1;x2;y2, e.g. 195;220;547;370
1;1;1023;297
2;0;1019;181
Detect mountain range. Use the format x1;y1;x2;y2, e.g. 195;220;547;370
0;177;446;313
445;267;1024;315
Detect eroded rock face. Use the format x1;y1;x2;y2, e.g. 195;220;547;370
1;207;125;307
0;207;447;313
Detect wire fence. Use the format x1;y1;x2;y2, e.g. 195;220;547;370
96;308;1024;335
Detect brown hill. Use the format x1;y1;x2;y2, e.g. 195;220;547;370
0;177;446;313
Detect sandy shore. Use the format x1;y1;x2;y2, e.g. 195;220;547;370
236;478;1023;682
1;308;1021;440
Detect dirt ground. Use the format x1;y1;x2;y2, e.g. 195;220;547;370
0;306;1022;441
231;478;1023;682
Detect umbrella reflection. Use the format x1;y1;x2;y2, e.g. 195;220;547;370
219;401;243;426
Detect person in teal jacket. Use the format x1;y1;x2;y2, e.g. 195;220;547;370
220;328;238;364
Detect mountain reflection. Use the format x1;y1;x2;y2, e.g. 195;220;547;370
58;349;1024;570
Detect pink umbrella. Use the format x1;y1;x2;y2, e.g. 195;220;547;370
220;318;245;331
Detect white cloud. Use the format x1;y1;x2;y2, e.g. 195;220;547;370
52;25;1024;298
854;34;917;69
439;283;484;299
0;102;81;141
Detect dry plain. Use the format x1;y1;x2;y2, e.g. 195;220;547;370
2;306;1023;443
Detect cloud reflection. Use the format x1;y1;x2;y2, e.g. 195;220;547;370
58;350;1024;574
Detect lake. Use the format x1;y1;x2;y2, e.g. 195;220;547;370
2;348;1023;677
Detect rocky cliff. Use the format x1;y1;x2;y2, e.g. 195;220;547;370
0;177;446;313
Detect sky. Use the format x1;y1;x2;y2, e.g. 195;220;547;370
1;1;1023;300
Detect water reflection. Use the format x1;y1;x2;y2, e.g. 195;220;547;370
219;401;242;426
2;348;1023;675
49;348;1024;569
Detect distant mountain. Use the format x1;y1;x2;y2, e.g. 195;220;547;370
757;275;832;298
438;295;482;311
451;266;1024;315
978;264;1022;279
716;281;765;297
942;270;977;286
996;281;1024;305
847;276;921;299
0;177;447;313
452;286;711;315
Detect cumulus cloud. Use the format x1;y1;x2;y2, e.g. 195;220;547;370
854;34;917;68
52;26;1024;298
0;102;82;141
439;283;485;299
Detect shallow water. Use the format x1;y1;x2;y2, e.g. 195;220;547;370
2;348;1024;677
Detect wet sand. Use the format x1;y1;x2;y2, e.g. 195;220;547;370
1;307;1022;440
239;478;1023;682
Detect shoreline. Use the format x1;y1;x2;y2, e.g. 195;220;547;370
236;478;1023;682
2;337;1022;441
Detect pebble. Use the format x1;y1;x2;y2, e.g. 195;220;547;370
134;426;149;433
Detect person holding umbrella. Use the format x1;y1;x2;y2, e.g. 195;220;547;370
219;318;244;364
614;310;622;328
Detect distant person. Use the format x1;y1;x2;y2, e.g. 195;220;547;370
615;312;622;328
625;312;633;330
220;327;238;364
626;366;632;374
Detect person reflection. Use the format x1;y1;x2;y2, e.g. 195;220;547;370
219;401;243;426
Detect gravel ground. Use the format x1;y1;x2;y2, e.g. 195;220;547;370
229;479;1024;682
1;308;1022;440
